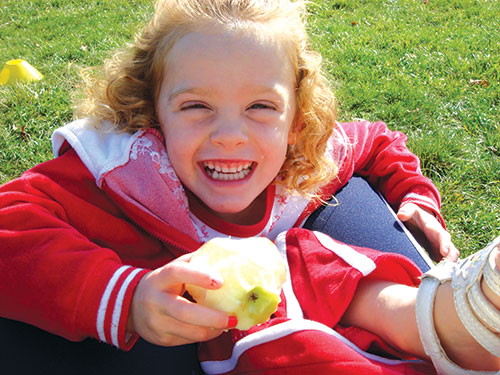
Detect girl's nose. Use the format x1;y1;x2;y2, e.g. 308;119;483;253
209;116;248;149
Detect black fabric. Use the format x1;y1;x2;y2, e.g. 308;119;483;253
304;175;431;272
0;317;202;374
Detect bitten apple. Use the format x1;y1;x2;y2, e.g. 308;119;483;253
186;237;287;330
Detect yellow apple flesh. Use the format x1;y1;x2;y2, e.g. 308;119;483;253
186;237;286;330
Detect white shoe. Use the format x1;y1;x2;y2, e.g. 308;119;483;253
416;236;500;375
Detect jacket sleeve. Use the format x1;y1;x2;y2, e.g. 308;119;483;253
338;121;445;226
0;151;150;350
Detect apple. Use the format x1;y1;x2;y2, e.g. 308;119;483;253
186;237;287;330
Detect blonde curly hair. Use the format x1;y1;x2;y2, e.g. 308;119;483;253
76;0;338;197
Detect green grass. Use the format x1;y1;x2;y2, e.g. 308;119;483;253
0;0;153;181
308;0;500;252
1;0;499;255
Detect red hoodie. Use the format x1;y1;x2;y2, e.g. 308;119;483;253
198;228;435;374
0;119;441;366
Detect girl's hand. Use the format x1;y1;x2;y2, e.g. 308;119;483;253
397;203;459;262
126;253;235;347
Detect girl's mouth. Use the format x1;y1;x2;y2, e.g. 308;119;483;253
202;161;254;181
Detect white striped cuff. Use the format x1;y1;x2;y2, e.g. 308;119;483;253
96;265;144;348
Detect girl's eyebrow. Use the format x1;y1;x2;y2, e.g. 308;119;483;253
168;84;289;103
168;87;214;102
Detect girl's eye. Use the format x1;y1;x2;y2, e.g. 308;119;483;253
248;102;276;111
180;102;210;111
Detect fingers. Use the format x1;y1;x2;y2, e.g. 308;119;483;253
141;307;226;346
396;203;416;222
131;287;229;346
140;320;225;347
397;203;459;261
441;237;459;262
159;292;232;330
153;260;223;294
430;224;458;261
128;258;234;347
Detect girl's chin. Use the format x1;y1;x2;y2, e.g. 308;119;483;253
188;190;267;226
207;202;261;225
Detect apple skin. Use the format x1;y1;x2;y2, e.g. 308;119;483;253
186;237;286;330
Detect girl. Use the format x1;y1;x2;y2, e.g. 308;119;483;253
1;0;497;373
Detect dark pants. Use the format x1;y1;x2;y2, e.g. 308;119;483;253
304;176;432;272
0;176;432;374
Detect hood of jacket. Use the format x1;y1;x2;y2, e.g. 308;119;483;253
52;119;200;245
51;119;349;248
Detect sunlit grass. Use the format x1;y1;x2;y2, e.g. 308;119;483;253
1;0;499;253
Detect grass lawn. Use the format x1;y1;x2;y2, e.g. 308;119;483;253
1;0;499;255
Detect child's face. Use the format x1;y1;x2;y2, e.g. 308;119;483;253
156;29;297;225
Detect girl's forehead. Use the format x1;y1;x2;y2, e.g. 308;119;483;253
159;30;296;101
166;28;294;74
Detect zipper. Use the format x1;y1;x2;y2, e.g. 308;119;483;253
103;182;200;255
123;209;194;255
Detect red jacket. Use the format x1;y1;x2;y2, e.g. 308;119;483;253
198;228;435;374
0;119;442;352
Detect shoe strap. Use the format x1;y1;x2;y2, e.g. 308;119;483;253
416;276;493;375
451;238;500;357
416;236;500;374
484;248;500;296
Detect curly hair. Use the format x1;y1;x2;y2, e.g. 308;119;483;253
76;0;338;197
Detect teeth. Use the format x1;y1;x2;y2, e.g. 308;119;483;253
204;161;253;181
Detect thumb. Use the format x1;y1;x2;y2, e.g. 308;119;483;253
397;203;417;222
